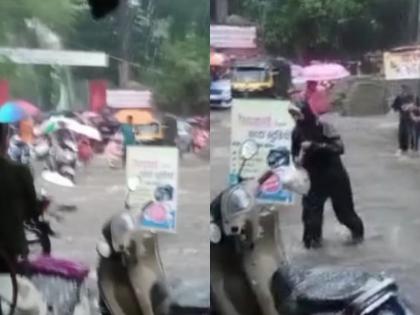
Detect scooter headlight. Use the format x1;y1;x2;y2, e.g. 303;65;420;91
221;186;252;235
110;212;135;252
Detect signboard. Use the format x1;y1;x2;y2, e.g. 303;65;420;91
230;100;295;204
0;48;108;67
107;90;153;109
126;146;178;233
384;48;420;80
210;25;257;49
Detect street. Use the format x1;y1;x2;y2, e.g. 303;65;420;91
34;152;210;286
211;100;420;311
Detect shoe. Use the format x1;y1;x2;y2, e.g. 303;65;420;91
345;235;364;246
304;239;323;249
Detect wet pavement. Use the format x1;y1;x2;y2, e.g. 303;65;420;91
34;151;209;286
211;100;420;311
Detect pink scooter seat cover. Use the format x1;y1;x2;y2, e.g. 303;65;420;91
27;255;89;281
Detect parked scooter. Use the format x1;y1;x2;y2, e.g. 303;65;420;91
96;178;210;315
210;139;413;315
25;189;55;256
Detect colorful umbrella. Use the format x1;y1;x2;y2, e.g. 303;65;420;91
210;52;226;67
0;102;28;123
114;109;155;125
302;63;350;82
14;100;40;117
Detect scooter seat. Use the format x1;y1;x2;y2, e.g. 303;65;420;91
272;266;373;313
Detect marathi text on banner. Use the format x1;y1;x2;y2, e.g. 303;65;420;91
126;146;179;233
384;48;420;80
229;99;295;204
210;25;257;49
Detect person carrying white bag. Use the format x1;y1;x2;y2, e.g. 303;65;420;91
288;102;364;250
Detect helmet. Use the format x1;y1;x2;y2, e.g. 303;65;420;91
154;185;174;201
267;147;290;169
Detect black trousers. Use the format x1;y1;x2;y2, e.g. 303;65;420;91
302;167;364;246
398;119;411;152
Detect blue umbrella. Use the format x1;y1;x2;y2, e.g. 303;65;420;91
0;101;28;123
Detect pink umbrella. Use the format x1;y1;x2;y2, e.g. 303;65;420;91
14;100;40;117
302;63;350;82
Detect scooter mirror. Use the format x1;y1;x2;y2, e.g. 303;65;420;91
240;139;258;160
40;188;47;197
96;241;111;258
127;176;140;192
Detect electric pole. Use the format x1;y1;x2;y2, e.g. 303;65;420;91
118;0;133;88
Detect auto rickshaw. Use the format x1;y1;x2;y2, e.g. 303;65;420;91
114;109;164;145
231;57;291;98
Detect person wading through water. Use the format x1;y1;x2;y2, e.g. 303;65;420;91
289;102;364;249
392;85;416;157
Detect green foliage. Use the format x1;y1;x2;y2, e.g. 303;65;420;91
235;0;411;60
68;0;209;115
150;34;209;115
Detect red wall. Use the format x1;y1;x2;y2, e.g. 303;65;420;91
89;80;107;112
0;80;10;106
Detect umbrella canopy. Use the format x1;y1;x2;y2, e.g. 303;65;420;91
14;100;40;117
210;52;226;67
302;63;350;81
41;116;102;141
0;102;28;123
114;109;156;125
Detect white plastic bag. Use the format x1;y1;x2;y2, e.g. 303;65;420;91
281;165;310;195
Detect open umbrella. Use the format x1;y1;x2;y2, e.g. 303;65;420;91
14;100;40;117
210;52;226;67
302;63;350;82
114;109;155;125
41;116;102;141
0;102;28;123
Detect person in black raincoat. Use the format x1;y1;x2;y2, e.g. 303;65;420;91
289;102;364;249
392;85;416;156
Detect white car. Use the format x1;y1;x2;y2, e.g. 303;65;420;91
210;79;232;109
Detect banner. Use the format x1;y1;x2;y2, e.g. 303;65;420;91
210;25;257;49
384;48;420;80
126;146;178;233
230;100;295;204
106;89;153;109
0;48;108;67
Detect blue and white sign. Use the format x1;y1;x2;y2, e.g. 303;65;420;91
229;99;295;205
126;146;179;233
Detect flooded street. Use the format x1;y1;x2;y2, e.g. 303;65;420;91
211;101;420;310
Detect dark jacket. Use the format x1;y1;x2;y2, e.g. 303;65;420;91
291;104;344;173
0;157;38;257
392;93;415;121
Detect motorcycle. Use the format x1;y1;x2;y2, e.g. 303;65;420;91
210;139;413;315
96;178;210;315
25;189;57;256
42;138;78;185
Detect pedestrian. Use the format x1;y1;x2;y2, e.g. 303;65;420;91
392;85;416;157
0;123;38;271
289;102;364;249
120;115;136;166
409;97;420;154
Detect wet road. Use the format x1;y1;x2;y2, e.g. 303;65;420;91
211;100;420;311
34;152;209;286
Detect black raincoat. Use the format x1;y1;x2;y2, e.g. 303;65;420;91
291;103;364;248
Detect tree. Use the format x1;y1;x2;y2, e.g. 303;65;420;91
150;34;209;115
235;0;412;61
